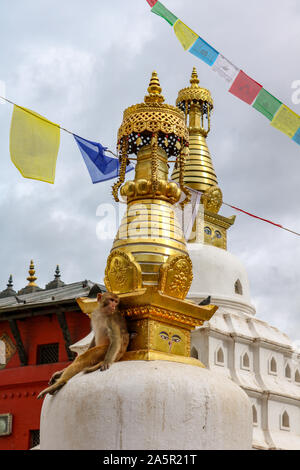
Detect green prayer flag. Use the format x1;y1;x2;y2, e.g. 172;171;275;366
252;88;282;121
151;1;178;26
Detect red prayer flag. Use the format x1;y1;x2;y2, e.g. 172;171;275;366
229;70;262;105
146;0;158;7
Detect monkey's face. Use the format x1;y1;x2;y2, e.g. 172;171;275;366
100;293;119;316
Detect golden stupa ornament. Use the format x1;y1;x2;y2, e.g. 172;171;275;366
113;71;191;207
172;68;235;249
78;72;218;367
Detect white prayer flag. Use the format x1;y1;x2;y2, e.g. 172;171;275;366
212;54;240;85
172;183;202;241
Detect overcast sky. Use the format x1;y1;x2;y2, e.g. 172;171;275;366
0;0;299;342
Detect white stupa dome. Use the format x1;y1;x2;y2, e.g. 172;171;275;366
40;361;252;450
187;243;256;316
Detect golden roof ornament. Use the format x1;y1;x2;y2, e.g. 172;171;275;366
27;260;38;286
18;260;43;295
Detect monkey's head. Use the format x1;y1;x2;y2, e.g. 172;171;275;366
97;292;119;316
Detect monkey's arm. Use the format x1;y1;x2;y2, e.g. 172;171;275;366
100;321;122;371
87;335;96;350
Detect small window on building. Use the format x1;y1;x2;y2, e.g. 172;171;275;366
215;346;225;366
0;414;13;436
37;343;59;365
29;429;40;449
285;363;291;379
269;356;277;375
242;352;250;370
190;347;198;360
281;411;290;430
295;369;300;384
252;405;258;425
234;279;243;295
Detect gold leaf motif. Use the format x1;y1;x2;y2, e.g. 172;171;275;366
158;254;193;300
104;250;142;294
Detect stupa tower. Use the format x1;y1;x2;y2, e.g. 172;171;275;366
172;68;235;250
172;67;217;192
78;71;218;364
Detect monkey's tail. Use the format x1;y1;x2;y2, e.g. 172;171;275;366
37;380;66;399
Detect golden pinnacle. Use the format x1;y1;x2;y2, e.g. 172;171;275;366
27;260;37;286
190;67;200;87
144;71;165;104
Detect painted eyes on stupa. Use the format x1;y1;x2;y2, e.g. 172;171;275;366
204;227;222;239
159;332;181;343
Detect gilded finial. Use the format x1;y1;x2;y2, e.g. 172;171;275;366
190;67;200;87
27;260;37;286
144;71;165;104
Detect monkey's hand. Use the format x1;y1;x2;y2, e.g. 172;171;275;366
99;361;111;371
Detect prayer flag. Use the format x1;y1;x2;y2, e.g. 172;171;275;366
151;1;178;26
229;70;262;105
189;36;219;66
74;135;134;184
173;19;198;51
211;54;239;84
270;105;300;138
292;127;300;146
146;0;158;6
10;105;60;184
252;88;282;121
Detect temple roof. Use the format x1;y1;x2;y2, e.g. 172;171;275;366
0;280;105;316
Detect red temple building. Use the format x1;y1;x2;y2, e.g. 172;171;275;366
0;261;103;450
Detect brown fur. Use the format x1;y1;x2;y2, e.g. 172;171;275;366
37;293;129;399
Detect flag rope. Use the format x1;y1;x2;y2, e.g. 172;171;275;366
223;202;300;237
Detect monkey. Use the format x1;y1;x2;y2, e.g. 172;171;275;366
37;292;129;399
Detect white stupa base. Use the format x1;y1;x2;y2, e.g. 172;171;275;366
40;360;252;450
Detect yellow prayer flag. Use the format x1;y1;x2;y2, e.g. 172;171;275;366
173;19;198;50
10;105;60;184
270;104;300;138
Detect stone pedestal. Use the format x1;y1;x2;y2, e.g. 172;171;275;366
40;361;252;450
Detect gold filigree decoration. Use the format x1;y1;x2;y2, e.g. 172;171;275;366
158;254;193;300
176;67;213;108
201;185;223;214
104;250;142;294
118;104;189;143
123;305;203;328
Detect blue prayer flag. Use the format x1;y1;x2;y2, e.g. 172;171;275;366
292;127;300;146
189;37;219;66
74;134;134;184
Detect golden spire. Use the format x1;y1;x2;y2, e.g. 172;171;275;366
172;67;218;193
144;71;165;104
27;260;38;286
190;66;200;87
